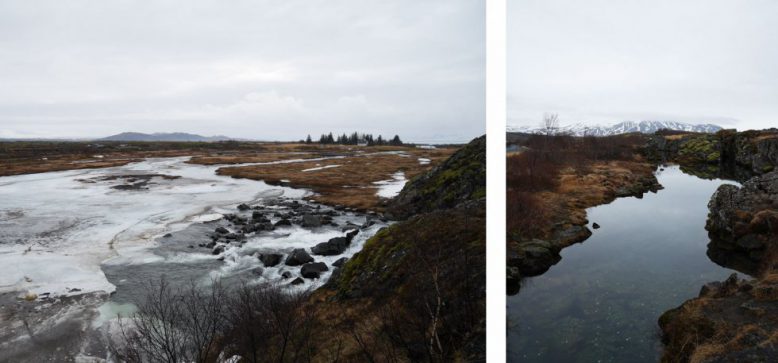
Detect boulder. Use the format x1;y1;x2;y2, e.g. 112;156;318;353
311;237;350;256
215;226;229;234
281;271;292;279
237;203;250;211
212;245;225;255
302;214;321;228
332;257;348;268
274;219;292;227
592;223;600;229
259;253;283;267
301;262;329;279
285;248;314;266
706;171;778;273
290;277;305;285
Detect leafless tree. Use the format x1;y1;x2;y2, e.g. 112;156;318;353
541;113;560;137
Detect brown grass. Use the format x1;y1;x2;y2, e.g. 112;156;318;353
217;148;454;211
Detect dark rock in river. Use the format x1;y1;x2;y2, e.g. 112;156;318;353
302;214;321;228
212;245;225;255
311;237;350;256
285;248;314;266
259;253;283;267
301;262;328;279
237;203;250;211
274;219;292;227
592;222;600;229
332;257;348;268
281;271;292;279
311;231;359;256
215;226;229;234
290;277;305;285
508;239;562;277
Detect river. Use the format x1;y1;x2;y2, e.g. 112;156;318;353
507;165;743;362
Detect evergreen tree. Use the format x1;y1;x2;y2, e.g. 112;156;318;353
305;135;312;144
390;135;403;146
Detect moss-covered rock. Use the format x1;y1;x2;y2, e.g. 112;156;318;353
386;135;485;219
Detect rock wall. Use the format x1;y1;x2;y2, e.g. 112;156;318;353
647;129;778;176
706;171;778;274
386;135;486;220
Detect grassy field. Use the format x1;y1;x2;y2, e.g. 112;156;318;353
0;140;457;211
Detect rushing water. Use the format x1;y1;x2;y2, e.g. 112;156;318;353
507;165;742;363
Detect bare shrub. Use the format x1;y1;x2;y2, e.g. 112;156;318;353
507;190;547;239
224;283;315;363
110;278;227;363
110;278;315;363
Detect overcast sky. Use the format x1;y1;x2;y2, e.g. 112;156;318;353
508;0;778;131
0;0;484;142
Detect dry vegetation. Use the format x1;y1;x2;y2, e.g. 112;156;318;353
507;132;658;244
0;141;455;212
658;272;778;363
214;148;454;211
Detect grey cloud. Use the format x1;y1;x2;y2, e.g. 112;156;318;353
0;0;484;142
508;0;778;130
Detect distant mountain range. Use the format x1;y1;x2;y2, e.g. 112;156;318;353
507;121;722;136
98;132;233;142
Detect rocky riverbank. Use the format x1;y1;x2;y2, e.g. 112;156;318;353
302;136;486;362
646;128;778;178
659;169;778;362
507;159;661;293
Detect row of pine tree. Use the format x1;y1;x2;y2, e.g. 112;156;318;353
303;132;403;146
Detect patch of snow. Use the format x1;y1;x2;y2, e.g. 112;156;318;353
302;164;341;172
418;158;431;165
0;157;306;297
373;171;407;198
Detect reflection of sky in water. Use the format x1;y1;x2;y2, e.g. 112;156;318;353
507;165;741;363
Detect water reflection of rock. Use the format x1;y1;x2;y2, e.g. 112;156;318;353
706;236;762;276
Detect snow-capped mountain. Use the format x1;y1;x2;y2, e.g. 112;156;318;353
507;121;722;136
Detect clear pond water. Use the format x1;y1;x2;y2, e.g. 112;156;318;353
507;165;743;363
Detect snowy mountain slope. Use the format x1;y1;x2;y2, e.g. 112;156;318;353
507;121;722;136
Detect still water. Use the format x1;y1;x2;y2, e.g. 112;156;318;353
507;165;741;362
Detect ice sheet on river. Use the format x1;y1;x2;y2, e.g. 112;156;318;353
0;157;307;296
